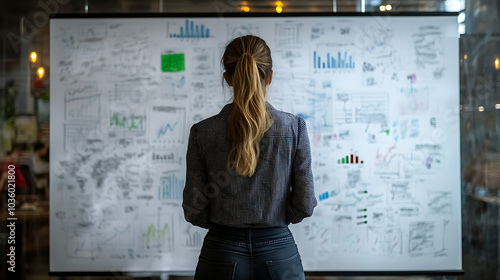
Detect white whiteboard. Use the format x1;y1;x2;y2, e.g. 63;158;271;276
50;14;461;273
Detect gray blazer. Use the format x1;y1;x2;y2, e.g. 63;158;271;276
183;102;317;229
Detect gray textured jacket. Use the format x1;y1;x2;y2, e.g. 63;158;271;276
182;102;317;229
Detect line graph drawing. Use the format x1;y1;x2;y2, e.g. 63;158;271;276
375;144;401;178
97;221;134;246
159;76;187;100
65;82;100;122
408;221;438;257
149;106;186;143
368;227;402;255
67;229;93;259
352;92;388;124
427;191;452;215
141;210;173;253
79;24;107;41
109;28;154;77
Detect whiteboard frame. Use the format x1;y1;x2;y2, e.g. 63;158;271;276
49;12;462;277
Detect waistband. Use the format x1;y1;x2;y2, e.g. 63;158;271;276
206;223;294;247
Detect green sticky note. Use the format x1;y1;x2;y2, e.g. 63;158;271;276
161;53;185;72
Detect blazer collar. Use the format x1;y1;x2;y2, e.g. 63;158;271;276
220;101;276;114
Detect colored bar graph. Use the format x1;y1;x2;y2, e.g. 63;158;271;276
313;51;355;69
170;19;211;38
338;154;364;164
158;174;184;200
319;190;338;201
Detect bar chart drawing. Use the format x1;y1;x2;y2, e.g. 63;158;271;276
158;173;184;200
169;19;210;38
183;226;203;247
313;50;355;69
338;154;364;164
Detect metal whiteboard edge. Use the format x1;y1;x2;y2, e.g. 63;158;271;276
50;12;459;19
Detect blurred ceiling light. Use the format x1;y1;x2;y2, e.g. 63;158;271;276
241;6;250;12
478;106;485;112
495;58;499;69
458;12;465;23
464;54;467;60
386;5;392;11
444;0;462;12
379;5;386;11
30;52;37;63
459;24;465;35
495;104;500;110
37;67;45;79
276;1;283;13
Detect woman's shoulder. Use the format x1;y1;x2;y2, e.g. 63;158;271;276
190;104;232;133
267;103;304;127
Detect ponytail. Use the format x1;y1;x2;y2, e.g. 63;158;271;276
222;35;273;176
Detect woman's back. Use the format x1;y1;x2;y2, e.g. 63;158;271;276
183;102;316;228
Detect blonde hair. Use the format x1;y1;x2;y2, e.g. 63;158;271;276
222;35;273;176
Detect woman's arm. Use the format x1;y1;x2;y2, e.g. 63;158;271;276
288;117;317;223
182;124;212;229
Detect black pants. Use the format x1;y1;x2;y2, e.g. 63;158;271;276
194;223;305;280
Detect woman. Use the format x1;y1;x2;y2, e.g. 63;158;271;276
183;35;317;280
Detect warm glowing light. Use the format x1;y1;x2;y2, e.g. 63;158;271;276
478;106;485;112
386;4;392;11
495;104;500;110
464;54;468;60
275;1;283;7
495;58;499;69
241;6;250;12
37;67;45;79
30;52;37;63
379;5;386;11
276;6;283;13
